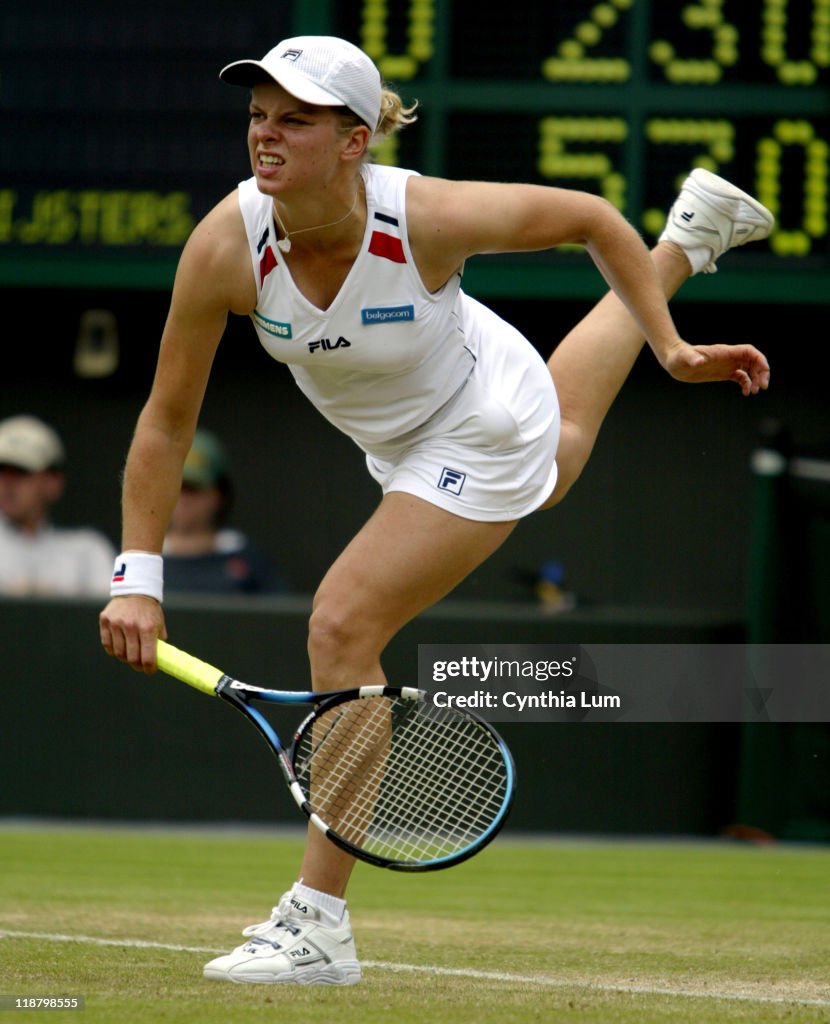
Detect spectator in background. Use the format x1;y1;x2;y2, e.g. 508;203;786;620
0;414;116;596
163;428;289;595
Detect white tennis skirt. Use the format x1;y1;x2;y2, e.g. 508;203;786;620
364;300;560;522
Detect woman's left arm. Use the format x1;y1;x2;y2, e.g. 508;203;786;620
406;177;766;392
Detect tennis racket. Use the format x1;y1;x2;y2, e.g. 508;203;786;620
154;639;515;871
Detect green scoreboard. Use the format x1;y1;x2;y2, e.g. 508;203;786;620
2;0;828;301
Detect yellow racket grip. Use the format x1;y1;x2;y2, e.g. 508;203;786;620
156;639;225;696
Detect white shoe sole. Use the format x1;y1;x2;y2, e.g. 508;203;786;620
204;960;362;985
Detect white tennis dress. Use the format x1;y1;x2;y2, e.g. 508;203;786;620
237;163;559;521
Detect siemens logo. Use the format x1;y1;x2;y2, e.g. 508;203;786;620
253;311;292;339
361;305;415;325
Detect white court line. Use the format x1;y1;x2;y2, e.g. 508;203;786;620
1;929;828;1008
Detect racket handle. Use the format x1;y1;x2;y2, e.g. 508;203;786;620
156;639;225;696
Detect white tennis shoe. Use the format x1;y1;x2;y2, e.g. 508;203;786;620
204;890;361;985
659;167;774;273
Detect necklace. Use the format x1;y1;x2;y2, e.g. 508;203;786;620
272;185;362;254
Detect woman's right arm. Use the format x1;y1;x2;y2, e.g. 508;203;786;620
99;193;255;671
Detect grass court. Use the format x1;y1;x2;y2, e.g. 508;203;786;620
1;824;828;1023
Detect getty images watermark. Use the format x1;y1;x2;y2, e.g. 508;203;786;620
417;644;830;723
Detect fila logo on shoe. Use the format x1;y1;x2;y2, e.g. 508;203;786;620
290;897;309;915
289;947;313;959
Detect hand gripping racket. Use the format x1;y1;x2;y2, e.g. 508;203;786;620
155;640;515;871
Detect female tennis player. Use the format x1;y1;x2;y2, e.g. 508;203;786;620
99;36;773;985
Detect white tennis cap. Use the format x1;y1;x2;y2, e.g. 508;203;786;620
220;36;382;131
0;415;65;472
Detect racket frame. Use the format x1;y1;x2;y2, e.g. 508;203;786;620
155;640;515;871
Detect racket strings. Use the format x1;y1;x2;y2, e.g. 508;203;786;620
294;695;508;864
384;714;508;858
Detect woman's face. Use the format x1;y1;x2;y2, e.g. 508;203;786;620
247;82;351;198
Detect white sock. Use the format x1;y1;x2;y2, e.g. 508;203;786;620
658;234;716;275
293;881;347;925
685;244;717;274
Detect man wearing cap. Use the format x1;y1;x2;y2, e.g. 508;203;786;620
163;429;289;594
0;415;116;596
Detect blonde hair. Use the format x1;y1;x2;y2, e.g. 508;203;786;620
334;86;418;142
375;87;418;139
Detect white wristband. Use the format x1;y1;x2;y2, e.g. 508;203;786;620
110;551;164;603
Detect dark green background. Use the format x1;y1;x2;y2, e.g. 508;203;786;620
2;0;827;299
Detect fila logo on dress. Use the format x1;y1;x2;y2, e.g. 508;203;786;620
308;337;351;353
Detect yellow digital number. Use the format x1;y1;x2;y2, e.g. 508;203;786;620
538;117;628;209
757;120;827;255
541;0;632;83
360;0;435;80
650;0;738;83
761;0;830;85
